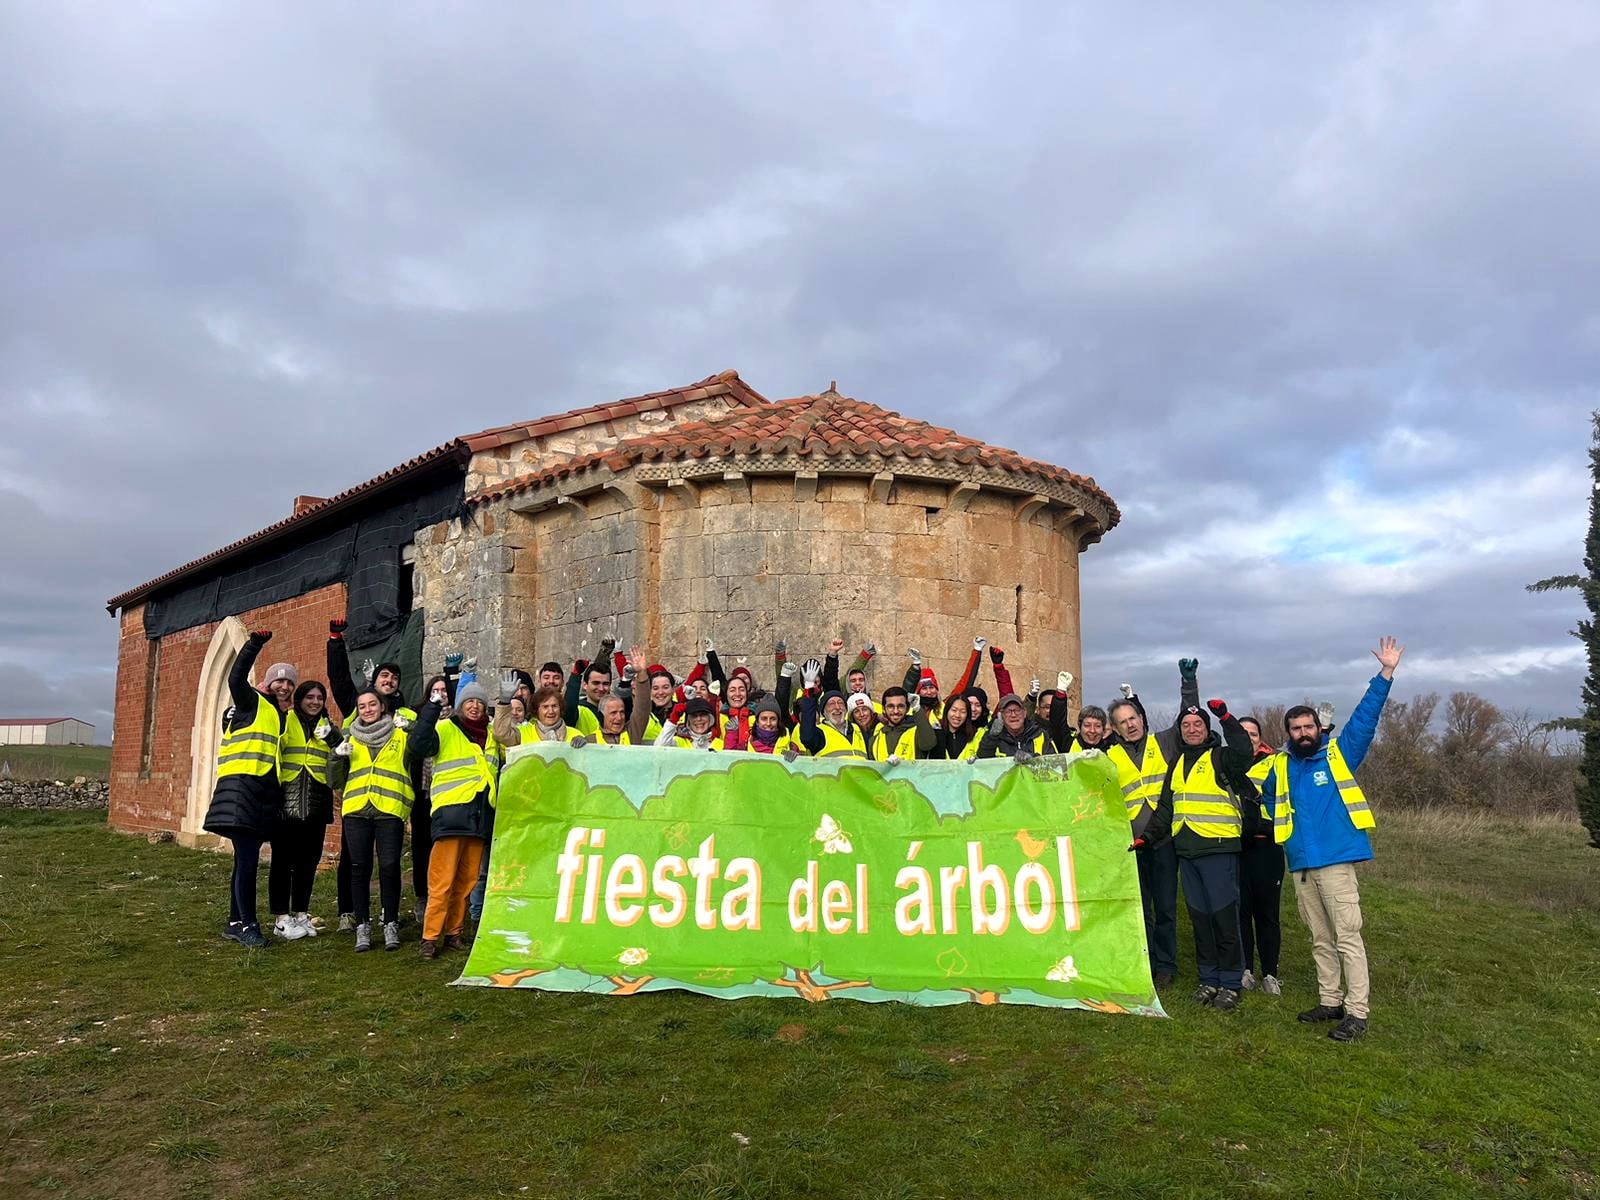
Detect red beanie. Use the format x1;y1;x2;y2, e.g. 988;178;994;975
919;667;939;689
731;665;754;689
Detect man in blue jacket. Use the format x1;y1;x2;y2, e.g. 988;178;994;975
1257;636;1403;1043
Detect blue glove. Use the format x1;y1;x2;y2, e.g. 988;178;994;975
444;652;463;671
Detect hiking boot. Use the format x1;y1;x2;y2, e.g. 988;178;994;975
1240;969;1257;991
1153;972;1174;989
1193;985;1219;1005
1329;1015;1368;1042
1298;1003;1345;1023
419;938;440;960
383;921;402;951
443;933;469;952
1261;974;1282;997
236;923;269;949
1211;988;1241;1012
354;922;373;952
274;914;309;941
293;913;318;938
337;913;356;933
223;921;244;943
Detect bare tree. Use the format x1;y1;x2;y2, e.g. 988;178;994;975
1441;692;1506;760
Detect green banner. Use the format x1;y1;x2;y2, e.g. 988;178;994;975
457;745;1163;1015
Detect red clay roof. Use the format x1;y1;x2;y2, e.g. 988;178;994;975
472;391;1121;527
107;371;767;614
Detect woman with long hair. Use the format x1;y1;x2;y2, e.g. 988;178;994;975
267;680;340;940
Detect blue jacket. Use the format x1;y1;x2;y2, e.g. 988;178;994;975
1259;674;1391;872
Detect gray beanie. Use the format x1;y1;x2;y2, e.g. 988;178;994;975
455;681;489;707
261;662;298;688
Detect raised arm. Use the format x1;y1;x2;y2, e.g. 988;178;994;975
229;630;271;713
405;700;442;768
821;638;845;694
989;645;1015;698
1338;637;1404;771
325;618;356;718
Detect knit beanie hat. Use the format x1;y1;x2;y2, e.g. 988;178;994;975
730;665;755;690
918;667;940;690
847;691;872;714
753;696;783;719
455;681;489;707
262;662;298;688
1180;703;1213;731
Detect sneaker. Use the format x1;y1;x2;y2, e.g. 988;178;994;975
337;913;356;933
419;938;440;960
273;914;293;937
1298;1003;1345;1023
1211;988;1241;1011
275;914;309;942
1193;985;1219;1005
1240;969;1257;991
293;913;318;939
383;921;402;952
237;923;269;949
1153;972;1174;989
443;933;469;952
354;922;373;952
223;921;244;943
1261;974;1282;997
1329;1015;1368;1042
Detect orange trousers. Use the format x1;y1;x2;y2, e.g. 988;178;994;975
423;835;485;942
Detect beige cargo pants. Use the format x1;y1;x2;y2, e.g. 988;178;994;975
1292;862;1370;1019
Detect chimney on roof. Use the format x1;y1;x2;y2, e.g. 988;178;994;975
293;495;327;517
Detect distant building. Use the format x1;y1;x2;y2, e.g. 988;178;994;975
0;717;96;746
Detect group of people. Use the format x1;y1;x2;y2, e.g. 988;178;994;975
202;617;1403;1043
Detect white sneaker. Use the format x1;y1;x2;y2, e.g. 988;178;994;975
276;913;309;941
1240;969;1257;991
293;913;318;938
1262;974;1282;996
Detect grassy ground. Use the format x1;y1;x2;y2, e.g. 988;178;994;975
1;808;1595;1199
0;743;112;781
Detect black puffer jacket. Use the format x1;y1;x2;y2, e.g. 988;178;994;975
975;715;1057;760
279;710;341;826
202;634;285;839
414;706;493;841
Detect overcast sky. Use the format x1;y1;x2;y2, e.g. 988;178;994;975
2;3;1594;743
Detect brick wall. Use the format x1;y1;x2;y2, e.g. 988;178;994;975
109;582;347;841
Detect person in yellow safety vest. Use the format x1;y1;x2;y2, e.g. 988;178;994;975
744;696;800;756
845;691;880;750
1105;658;1201;989
1236;717;1285;997
797;657;869;758
500;686;586;748
203;628;295;950
914;693;976;759
1145;699;1260;1011
657;696;725;750
409;680;497;960
329;686;440;953
1067;705;1111;753
870;687;919;762
582;693;652;746
268;679;342;943
1254;636;1403;1044
974;693;1057;759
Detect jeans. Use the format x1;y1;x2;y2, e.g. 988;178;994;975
1179;852;1244;991
1135;839;1178;976
268;819;327;914
228;833;265;927
343;814;405;926
1239;839;1285;977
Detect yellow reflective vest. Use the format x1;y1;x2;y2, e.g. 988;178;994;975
428;720;498;814
341;729;415;819
341;704;415;732
813;722;868;759
744;733;798;755
674;734;725;751
217;694;283;782
517;721;585;745
1170;751;1242;841
279;713;333;785
870;722;918;761
1107;736;1168;824
1267;740;1373;844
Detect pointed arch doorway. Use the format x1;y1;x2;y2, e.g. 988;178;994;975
181;616;249;848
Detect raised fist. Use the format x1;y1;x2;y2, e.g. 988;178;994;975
989;646;1004;664
1057;671;1073;693
829;638;845;656
862;643;877;658
1119;682;1133;699
703;634;716;653
328;618;347;636
251;629;273;642
709;680;722;697
907;647;922;666
781;661;797;679
1207;698;1230;720
444;652;463;671
1178;658;1198;680
974;636;987;653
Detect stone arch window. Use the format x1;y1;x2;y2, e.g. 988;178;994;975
183;616;248;847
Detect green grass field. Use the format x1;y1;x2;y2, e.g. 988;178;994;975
1;807;1595;1199
0;743;112;781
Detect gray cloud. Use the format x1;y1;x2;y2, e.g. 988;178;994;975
0;2;1594;741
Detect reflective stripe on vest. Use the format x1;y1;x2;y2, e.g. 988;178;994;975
870;723;917;761
1170;752;1241;841
217;695;282;780
814;723;867;759
341;730;414;819
745;734;797;755
517;722;585;745
1268;738;1373;844
429;721;497;812
1108;737;1167;823
674;736;725;751
279;714;332;785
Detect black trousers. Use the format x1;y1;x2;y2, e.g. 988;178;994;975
1179;852;1244;990
337;843;352;914
228;833;265;927
1135;839;1179;976
268;819;327;914
1238;839;1285;977
343;814;405;926
411;794;433;902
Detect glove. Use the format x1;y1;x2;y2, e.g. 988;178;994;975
328;618;346;638
1057;671;1073;692
908;647;922;667
1317;701;1336;729
887;754;902;765
989;646;1004;664
709;680;722;697
569;735;590;748
782;747;801;762
334;742;352;758
622;662;637;681
600;637;617;656
251;629;273;642
1178;658;1198;681
801;658;822;689
736;655;748;667
974;636;987;653
1015;748;1036;763
463;656;477;672
781;661;797;679
499;670;518;704
775;640;787;657
1119;682;1133;699
394;714;410;730
654;721;678;748
862;643;877;658
1207;698;1231;721
314;719;332;740
988;713;1005;735
444;652;463;671
360;658;376;683
1029;678;1041;697
907;693;921;714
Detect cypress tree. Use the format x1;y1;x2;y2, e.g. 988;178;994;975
1528;409;1600;847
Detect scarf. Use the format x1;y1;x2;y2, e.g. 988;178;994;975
455;712;489;747
750;722;780;751
722;708;751;751
687;727;716;750
349;713;396;750
534;717;568;743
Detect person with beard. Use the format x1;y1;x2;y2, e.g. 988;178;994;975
975;693;1056;759
1238;716;1285;996
798;658;869;758
1146;699;1258;1010
1256;637;1402;1043
268;679;341;942
1106;658;1201;988
870;687;918;761
744;697;799;755
204;629;294;949
915;693;978;760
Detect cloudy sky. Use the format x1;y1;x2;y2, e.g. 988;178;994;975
2;3;1593;742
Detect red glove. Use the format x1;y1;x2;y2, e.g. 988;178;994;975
329;617;346;638
573;659;588;676
251;629;273;642
1207;699;1230;720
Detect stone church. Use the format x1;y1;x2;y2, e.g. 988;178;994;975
105;371;1120;844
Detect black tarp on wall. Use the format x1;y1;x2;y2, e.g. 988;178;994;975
141;471;465;647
